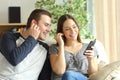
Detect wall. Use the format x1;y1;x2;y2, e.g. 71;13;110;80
0;0;37;23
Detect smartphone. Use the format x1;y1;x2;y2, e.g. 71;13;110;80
83;39;96;55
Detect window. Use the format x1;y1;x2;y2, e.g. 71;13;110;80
87;0;96;38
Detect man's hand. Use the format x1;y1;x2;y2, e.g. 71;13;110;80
20;23;40;40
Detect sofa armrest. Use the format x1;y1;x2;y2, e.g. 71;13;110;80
89;60;120;80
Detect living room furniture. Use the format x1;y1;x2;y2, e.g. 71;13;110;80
0;23;26;37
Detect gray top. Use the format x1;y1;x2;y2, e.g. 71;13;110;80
49;43;98;80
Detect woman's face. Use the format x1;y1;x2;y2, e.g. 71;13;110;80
62;19;79;41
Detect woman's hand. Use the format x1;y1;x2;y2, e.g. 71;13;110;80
56;33;64;46
84;46;95;60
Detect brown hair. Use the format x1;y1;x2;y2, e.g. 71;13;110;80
26;9;52;29
57;14;82;43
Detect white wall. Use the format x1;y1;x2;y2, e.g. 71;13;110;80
0;0;37;23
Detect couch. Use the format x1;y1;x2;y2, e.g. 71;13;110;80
89;60;120;80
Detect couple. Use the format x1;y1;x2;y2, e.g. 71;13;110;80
0;9;98;80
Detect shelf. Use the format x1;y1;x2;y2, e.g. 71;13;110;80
0;23;26;27
0;23;26;37
0;23;26;32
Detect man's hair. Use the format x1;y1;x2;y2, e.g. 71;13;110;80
26;9;52;29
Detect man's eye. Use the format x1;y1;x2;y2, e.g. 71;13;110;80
45;24;48;26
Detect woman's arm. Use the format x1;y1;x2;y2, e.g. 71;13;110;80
84;47;98;76
50;45;66;75
50;33;66;75
87;56;98;75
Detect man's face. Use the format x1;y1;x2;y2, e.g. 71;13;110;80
37;15;51;40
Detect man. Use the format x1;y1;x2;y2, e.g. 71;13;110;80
0;9;52;80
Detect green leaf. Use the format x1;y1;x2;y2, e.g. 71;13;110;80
35;0;94;39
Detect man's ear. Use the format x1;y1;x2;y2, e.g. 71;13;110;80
31;19;37;25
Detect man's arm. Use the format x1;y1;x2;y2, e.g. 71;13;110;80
0;32;37;66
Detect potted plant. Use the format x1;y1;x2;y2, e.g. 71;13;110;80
35;0;94;39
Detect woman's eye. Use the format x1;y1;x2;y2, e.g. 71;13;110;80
65;28;70;30
73;25;77;28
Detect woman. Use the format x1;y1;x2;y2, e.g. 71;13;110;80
49;14;98;80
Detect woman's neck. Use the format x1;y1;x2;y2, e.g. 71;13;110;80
65;40;79;47
64;40;83;54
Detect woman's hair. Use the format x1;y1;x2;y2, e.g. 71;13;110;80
26;9;52;29
57;14;82;43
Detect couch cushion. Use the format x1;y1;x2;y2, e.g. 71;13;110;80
89;60;120;80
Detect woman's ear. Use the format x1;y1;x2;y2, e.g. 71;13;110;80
60;33;64;36
60;33;65;40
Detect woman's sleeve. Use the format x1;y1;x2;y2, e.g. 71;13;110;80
49;44;58;55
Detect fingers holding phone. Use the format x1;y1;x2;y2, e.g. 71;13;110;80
83;39;96;58
84;46;94;58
